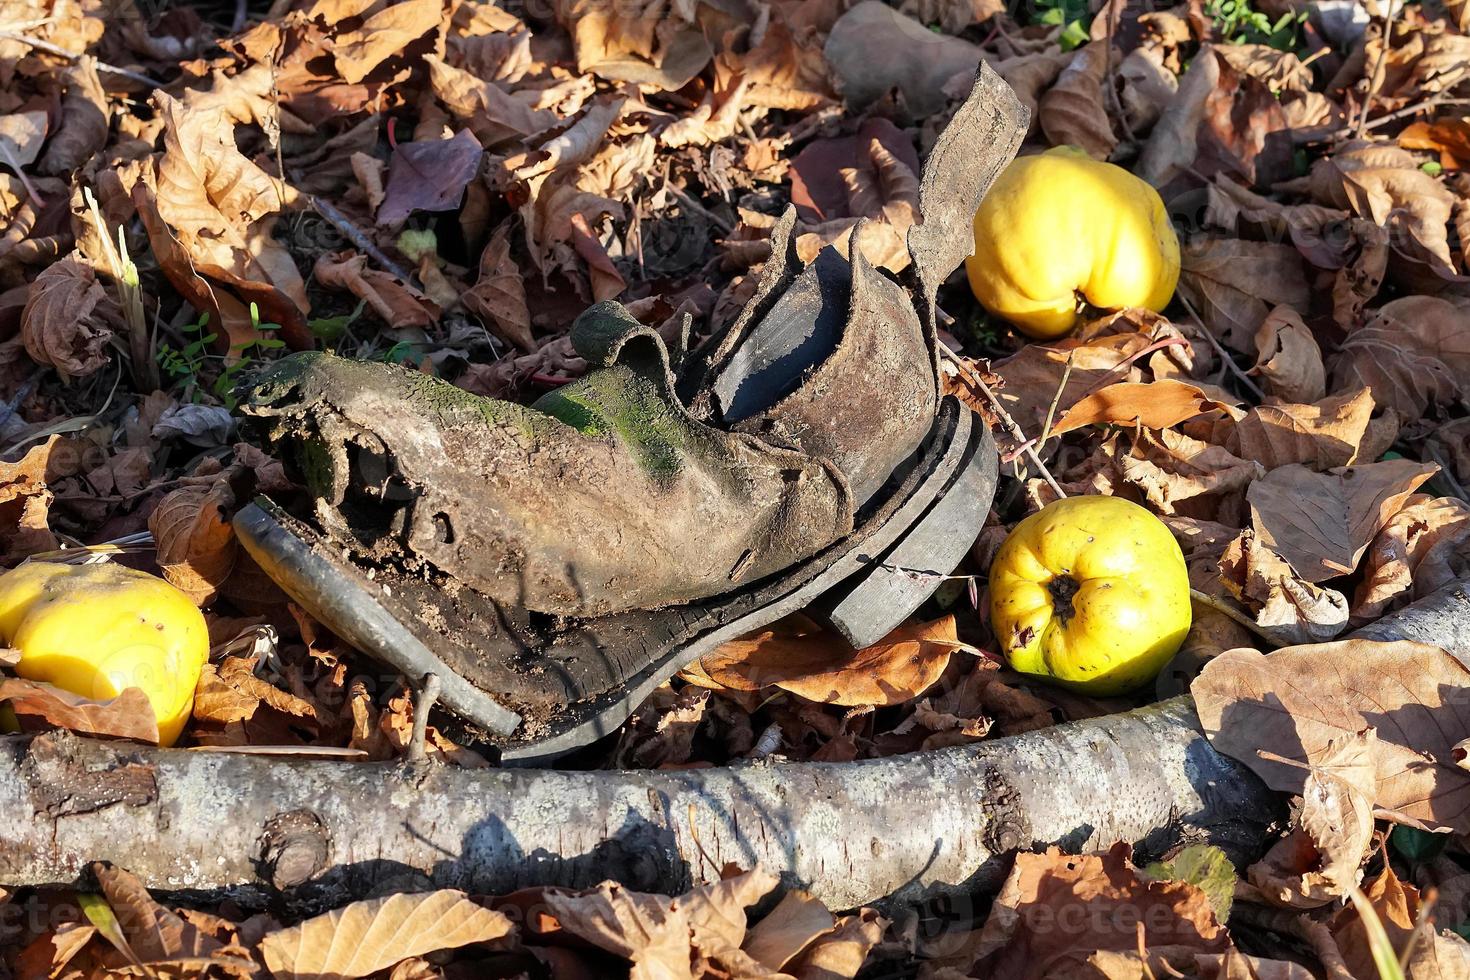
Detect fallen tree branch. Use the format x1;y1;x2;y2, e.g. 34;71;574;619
2;582;1467;912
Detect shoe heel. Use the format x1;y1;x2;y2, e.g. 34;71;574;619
807;418;996;647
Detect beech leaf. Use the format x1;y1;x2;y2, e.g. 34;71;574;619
1247;459;1437;582
1193;640;1470;832
257;890;514;978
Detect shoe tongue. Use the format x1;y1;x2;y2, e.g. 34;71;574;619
711;248;851;424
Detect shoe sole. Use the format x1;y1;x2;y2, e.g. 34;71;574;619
233;399;996;764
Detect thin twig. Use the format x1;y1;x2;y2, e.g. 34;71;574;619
665;178;734;235
0;31;160;87
309;195;413;282
1036;350;1076;451
938;340;1067;500
1354;0;1402;140
1188;588;1281;649
1175;292;1266;400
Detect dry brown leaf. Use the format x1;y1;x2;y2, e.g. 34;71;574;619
378;128;484;227
1214;44;1313;92
1306;141;1460;281
991;333;1151;442
0;678;160;744
314;251;441;330
1331;863;1470;980
425;54;559;147
1329;295;1470;419
37;57;109;176
462;224;534;351
661;77;752;149
994;49;1073;132
332;0;441;84
0;110;46;168
822;1;981;117
742;891;836;972
258;890;513;977
1332;219;1390;329
544;868;780;978
1401;118;1470;171
1117;46;1178;132
91;863;255;973
145;91;310;350
1219;529;1350;645
1248;728;1377;908
697;615;967;707
1049;379;1229;439
20;256;121;382
1193;639;1470;832
1039;42;1117;159
796;138;919;273
1203;177;1354;271
1117;428;1264;514
149;482;238;606
568;211;626;302
785;909;886;980
1354;495;1470;621
966;843;1229;979
0;436;60;562
1191;388;1377;472
1250;306;1324;403
1176;237;1311;351
1247;459;1437;582
554;0;710;91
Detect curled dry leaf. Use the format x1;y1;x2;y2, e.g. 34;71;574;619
1219;528;1350;644
20;256;122;382
37;58;109;176
462;224;534;351
1353;494;1470;621
1329;295;1470;419
1117;46;1178;132
425;54;559;147
1203;176;1354;271
1039;42;1117;160
1190;388;1378;472
258;890;514;978
1048;379;1230;439
143;92;310;350
1116;427;1264;514
1247;458;1437;582
148;482;239;606
1193;639;1470;833
693;614;967;707
314;251;441;330
1248;728;1377;909
331;0;442;84
90;863;256;973
554;0;710;91
741;890;836;972
1251;306;1324;404
786;908;886;979
0;436;61;562
542;868;780;976
0;678;160;744
966;843;1229;979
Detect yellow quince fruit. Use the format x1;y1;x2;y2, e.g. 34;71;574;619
989;496;1191;695
966;146;1180;339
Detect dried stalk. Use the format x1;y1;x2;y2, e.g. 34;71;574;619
937;340;1068;500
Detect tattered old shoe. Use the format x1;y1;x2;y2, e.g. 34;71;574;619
234;64;1026;762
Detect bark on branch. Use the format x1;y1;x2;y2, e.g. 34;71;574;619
2;581;1468;912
